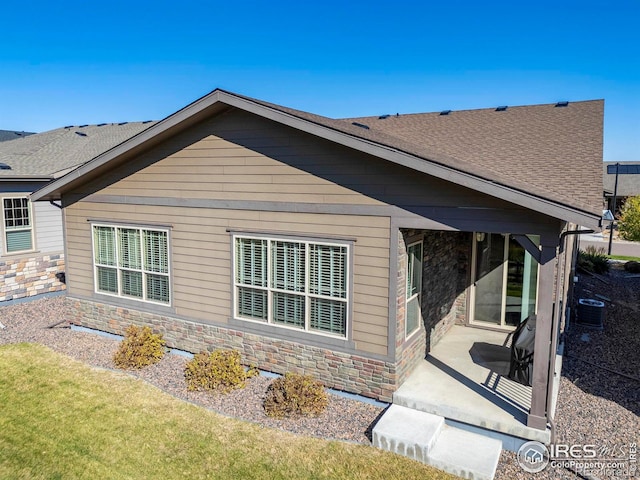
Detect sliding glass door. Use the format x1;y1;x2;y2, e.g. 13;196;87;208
471;233;539;328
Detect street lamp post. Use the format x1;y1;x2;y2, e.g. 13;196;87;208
608;162;619;255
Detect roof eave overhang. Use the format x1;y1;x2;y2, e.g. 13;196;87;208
30;90;603;230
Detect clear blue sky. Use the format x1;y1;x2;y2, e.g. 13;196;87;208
1;0;638;160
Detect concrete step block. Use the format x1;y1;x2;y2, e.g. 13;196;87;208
428;425;502;480
372;404;444;463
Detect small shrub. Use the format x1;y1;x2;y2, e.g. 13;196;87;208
184;349;258;393
113;325;166;369
624;260;640;273
263;372;328;418
618;196;640;241
578;245;609;274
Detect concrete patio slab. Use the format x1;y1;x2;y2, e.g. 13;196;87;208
394;325;549;443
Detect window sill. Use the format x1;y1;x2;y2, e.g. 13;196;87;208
92;292;175;315
0;249;40;260
228;316;355;351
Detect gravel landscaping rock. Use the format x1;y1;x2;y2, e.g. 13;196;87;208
0;296;383;445
1;262;637;479
495;263;640;480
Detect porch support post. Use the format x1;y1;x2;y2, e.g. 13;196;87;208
527;240;558;430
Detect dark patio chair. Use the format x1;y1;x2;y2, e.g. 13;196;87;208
506;314;536;386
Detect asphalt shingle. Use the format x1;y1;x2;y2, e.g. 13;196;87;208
235;92;604;216
0;130;35;142
0;122;156;177
20;90;604;219
344;101;604;216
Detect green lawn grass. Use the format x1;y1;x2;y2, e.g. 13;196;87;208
0;343;455;480
608;254;640;261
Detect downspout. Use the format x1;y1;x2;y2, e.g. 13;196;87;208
49;200;63;210
547;228;594;444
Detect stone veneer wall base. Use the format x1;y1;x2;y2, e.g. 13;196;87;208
71;324;391;408
69;298;399;402
0;253;66;302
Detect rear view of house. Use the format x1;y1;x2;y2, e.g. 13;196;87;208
32;90;603;466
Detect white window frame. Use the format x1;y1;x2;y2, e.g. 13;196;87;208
2;196;35;255
91;223;171;306
233;234;350;339
405;239;423;339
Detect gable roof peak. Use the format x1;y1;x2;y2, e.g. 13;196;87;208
31;89;604;228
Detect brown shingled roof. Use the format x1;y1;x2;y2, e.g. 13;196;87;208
243;96;604;216
343;101;604;216
0;122;157;177
32;89;604;223
232;93;603;215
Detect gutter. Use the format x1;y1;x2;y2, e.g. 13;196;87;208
0;175;53;182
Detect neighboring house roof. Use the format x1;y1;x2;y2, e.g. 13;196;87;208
31;89;604;228
603;162;640;197
0;122;157;179
0;130;35;142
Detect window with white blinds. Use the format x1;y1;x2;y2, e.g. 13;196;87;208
234;235;348;337
93;225;170;304
3;197;33;253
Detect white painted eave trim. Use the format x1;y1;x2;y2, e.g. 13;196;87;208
31;89;602;229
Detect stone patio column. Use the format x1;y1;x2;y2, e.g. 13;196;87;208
527;238;558;430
